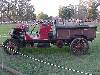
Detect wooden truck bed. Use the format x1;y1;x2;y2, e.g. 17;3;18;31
56;25;97;41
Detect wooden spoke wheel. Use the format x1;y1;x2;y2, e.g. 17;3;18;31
70;38;89;55
3;39;20;55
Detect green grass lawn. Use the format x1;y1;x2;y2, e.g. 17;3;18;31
0;68;11;75
0;24;15;35
97;26;100;32
0;24;100;75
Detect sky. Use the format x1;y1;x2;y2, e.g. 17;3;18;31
31;0;100;16
31;0;79;16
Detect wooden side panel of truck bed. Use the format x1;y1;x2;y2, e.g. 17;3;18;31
56;26;97;40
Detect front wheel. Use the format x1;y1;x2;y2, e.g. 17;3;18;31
3;39;20;55
70;38;89;55
56;40;64;48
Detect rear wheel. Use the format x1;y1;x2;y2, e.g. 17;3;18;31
70;38;89;55
3;39;20;55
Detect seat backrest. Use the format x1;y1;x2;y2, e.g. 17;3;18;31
39;24;52;39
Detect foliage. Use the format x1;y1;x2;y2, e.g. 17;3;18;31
87;2;99;20
48;16;53;20
0;0;36;21
37;12;49;20
58;2;99;20
59;5;74;20
78;5;87;20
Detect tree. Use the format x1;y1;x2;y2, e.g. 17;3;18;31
59;5;74;20
87;2;99;20
0;0;9;21
17;0;35;21
78;5;87;20
37;12;48;20
0;0;36;22
48;16;53;20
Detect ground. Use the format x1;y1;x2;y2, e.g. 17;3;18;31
0;23;100;75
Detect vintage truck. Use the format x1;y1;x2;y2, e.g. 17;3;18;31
3;22;97;55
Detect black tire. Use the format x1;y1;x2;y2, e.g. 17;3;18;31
56;40;64;48
3;39;20;55
70;38;89;55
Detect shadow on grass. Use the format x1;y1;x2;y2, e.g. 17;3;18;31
20;46;70;55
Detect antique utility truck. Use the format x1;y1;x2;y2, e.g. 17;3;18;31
3;22;97;55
